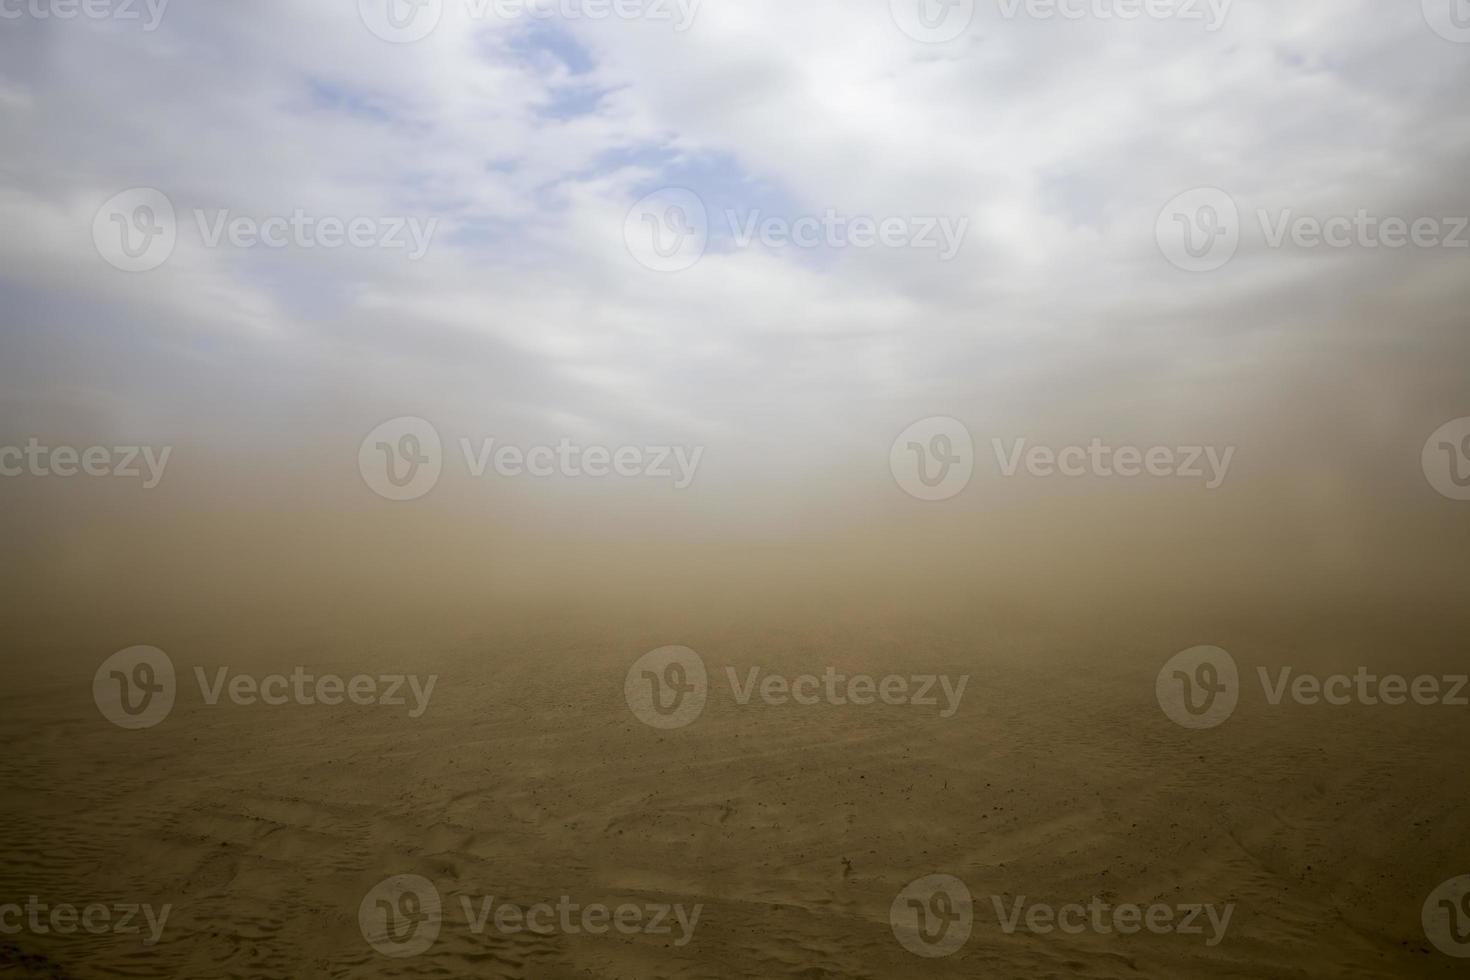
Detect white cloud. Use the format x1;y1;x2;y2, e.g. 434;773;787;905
1;0;1467;464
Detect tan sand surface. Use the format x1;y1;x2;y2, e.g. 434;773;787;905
2;605;1466;978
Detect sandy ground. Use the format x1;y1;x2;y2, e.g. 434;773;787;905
2;604;1468;978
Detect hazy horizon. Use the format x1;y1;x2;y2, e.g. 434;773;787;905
3;2;1470;977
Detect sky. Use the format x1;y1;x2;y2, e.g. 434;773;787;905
2;0;1468;627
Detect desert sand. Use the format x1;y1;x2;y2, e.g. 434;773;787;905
3;599;1467;979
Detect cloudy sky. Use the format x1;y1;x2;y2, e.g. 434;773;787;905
2;0;1468;619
